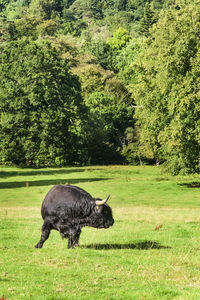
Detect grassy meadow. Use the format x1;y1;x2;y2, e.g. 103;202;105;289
0;165;200;299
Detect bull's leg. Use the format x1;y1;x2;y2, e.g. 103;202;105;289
74;230;81;247
35;220;52;248
67;229;81;249
68;237;73;249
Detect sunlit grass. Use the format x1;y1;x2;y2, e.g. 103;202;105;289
1;165;200;299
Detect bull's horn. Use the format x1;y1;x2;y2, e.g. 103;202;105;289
95;194;110;206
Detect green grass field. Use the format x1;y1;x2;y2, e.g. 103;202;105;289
1;165;200;299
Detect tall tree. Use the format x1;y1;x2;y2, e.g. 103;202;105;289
134;0;200;174
66;0;103;20
139;2;155;36
0;39;84;166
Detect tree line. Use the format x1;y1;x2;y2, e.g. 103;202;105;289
0;0;199;174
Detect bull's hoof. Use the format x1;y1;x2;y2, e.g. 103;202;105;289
35;243;42;248
68;243;79;249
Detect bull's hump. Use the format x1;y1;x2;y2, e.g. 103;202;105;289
47;184;93;202
41;184;94;218
65;184;93;198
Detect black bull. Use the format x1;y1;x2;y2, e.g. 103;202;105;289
35;184;114;249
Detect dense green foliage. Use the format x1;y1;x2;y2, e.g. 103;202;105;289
0;39;84;167
0;0;200;174
134;0;200;174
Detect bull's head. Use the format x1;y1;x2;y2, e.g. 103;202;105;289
90;194;114;229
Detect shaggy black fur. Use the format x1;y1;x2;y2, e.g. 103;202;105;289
35;184;114;249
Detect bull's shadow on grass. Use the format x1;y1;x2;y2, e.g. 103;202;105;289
82;241;171;250
179;182;200;188
0;178;110;189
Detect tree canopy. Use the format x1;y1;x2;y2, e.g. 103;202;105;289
0;39;84;166
133;0;200;174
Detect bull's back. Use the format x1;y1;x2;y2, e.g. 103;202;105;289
41;185;93;219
